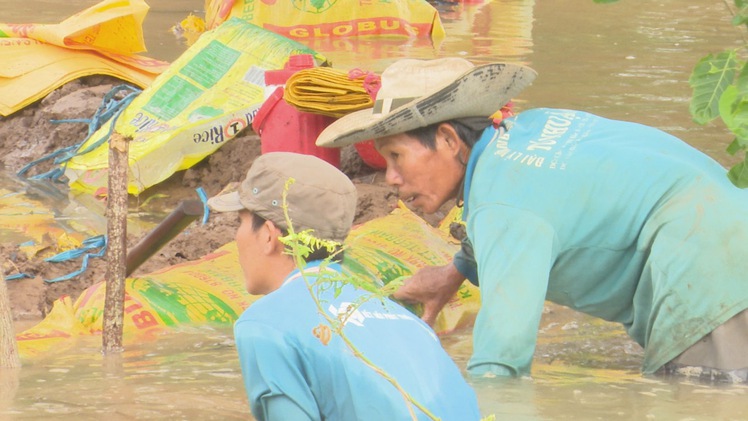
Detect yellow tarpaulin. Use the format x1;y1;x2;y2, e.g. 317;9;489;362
16;204;480;360
0;40;166;116
283;66;377;118
0;0;168;116
0;0;150;54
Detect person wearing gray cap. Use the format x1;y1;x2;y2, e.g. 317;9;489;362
207;151;481;421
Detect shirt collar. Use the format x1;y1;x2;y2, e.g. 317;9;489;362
462;125;504;221
281;260;341;287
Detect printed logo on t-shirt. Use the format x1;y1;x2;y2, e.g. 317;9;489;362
493;110;589;171
327;302;438;341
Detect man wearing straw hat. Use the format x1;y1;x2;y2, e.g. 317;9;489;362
207;152;480;420
315;57;748;382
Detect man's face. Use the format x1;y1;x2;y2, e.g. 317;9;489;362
375;130;465;214
235;210;270;295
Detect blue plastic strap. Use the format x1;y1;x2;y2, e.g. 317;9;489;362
17;84;142;181
17;145;78;178
43;235;108;284
44;235;107;263
196;187;210;225
7;240;37;280
5;273;33;281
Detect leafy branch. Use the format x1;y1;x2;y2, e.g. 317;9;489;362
685;0;748;186
597;0;748;187
276;177;440;421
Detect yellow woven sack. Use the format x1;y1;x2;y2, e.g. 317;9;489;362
64;19;327;195
16;204;479;359
204;0;445;41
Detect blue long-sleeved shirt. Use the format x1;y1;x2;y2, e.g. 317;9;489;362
460;108;748;376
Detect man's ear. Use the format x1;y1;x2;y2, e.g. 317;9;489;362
437;123;467;158
262;220;286;255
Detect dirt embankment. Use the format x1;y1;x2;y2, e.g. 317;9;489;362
1;77;456;323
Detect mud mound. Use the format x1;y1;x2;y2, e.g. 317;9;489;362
2;79;450;322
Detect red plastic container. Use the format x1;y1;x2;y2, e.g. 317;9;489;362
264;54;315;86
252;55;340;168
354;139;387;170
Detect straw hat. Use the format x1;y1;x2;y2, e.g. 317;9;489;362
315;57;537;148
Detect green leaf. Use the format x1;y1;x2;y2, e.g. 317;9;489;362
735;60;748;96
732;2;748;26
689;51;740;125
727;138;744;155
718;85;748;140
593;0;619;3
727;158;748;188
733;14;748;27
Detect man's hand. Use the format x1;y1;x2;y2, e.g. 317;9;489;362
393;262;465;327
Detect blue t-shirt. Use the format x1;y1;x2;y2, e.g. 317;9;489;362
460;108;748;376
234;261;481;421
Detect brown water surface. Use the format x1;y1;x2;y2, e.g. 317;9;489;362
2;0;748;419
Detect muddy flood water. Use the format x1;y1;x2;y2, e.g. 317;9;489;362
2;0;748;419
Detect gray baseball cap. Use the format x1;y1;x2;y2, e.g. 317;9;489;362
207;152;357;243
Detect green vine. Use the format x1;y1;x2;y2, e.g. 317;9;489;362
277;177;441;421
682;0;748;186
276;180;496;420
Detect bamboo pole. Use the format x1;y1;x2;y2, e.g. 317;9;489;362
125;199;204;276
0;272;20;368
103;132;130;354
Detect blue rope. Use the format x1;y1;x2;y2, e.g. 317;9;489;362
17;84;142;180
196;187;210;225
43;234;108;283
5;242;38;280
5;273;33;281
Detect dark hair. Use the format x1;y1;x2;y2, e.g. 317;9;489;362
404;118;489;150
250;212;344;263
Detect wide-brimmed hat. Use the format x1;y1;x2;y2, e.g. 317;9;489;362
315;57;537;148
207;152;357;243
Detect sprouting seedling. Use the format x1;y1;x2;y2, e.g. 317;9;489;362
275;177;439;421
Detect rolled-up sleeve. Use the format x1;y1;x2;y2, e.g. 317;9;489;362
454;236;479;286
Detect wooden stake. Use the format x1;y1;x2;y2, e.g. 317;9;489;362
103;132;130;354
0;272;21;368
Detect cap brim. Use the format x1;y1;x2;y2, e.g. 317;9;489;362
207;191;245;212
316;62;537;148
